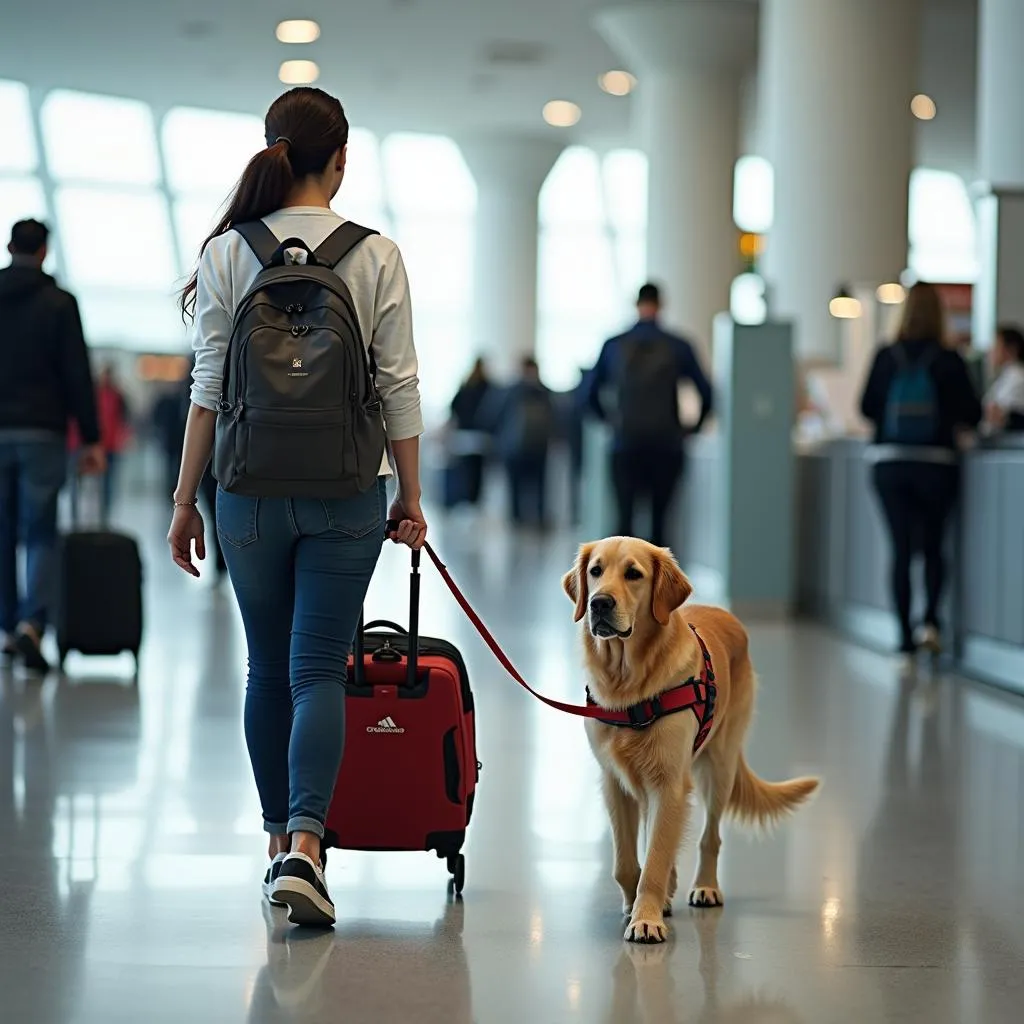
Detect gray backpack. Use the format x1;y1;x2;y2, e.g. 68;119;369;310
213;221;386;498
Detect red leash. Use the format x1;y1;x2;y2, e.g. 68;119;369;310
421;542;611;720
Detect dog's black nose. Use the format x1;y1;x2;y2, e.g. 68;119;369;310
590;594;616;616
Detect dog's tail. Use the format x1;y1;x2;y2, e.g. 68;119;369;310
727;754;819;828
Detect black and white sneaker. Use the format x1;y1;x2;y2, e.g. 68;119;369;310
262;852;288;906
271;852;335;928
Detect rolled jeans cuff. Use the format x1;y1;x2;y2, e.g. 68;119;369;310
263;820;288;836
287;815;325;839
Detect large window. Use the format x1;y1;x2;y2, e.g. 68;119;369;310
162;107;265;271
537;147;648;391
38;89;183;349
380;133;475;416
908;168;978;283
0;80;51;270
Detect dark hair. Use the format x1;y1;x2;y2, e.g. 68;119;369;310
10;218;49;255
179;87;350;319
997;324;1024;363
637;282;661;306
896;281;946;344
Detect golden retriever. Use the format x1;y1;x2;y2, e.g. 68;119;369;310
563;537;819;944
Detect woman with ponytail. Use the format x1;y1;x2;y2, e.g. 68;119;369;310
168;87;425;927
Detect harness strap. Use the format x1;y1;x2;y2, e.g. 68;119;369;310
420;542;718;749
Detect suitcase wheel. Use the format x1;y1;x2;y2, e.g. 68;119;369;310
447;854;466;896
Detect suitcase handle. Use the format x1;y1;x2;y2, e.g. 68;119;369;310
352;544;420;688
362;620;407;634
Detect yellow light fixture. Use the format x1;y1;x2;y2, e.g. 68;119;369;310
876;282;907;305
599;70;636;97
543;100;581;128
911;94;937;121
276;19;320;44
829;294;862;320
279;60;320;85
739;232;764;260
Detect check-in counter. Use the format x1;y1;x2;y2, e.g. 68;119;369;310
796;436;1024;696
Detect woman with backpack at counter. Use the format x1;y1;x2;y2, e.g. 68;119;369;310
859;282;982;666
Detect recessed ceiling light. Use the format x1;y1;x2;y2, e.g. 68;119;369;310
276;19;320;44
599;70;636;96
911;93;936;121
543;100;581;128
279;60;320;85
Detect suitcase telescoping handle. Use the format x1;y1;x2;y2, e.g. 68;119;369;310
352;536;420;688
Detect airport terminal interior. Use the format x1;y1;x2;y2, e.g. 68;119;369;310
2;1;1024;1021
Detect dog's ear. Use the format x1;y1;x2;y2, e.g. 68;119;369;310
562;543;595;623
651;549;693;627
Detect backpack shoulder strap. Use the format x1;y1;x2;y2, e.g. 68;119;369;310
233;221;281;268
314;221;379;268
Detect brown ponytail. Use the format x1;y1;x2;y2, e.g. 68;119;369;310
179;87;350;320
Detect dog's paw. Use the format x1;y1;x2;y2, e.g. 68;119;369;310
624;914;669;944
688;886;724;908
663;902;673;918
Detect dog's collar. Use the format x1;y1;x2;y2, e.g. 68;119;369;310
585;624;717;752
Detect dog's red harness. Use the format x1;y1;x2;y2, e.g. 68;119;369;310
585;625;717;751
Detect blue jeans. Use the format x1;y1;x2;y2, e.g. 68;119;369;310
217;479;386;839
0;437;67;634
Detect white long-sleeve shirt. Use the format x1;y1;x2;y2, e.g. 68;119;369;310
189;206;423;476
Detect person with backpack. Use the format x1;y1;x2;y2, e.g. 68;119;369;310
587;283;713;547
859;282;982;663
166;87;426;929
485;357;555;527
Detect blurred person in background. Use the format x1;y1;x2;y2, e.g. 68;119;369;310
860;282;982;664
446;356;492;507
983;324;1024;433
152;382;187;497
68;364;131;521
167;87;425;927
0;219;104;672
587;283;712;547
554;367;590;526
486;357;555;528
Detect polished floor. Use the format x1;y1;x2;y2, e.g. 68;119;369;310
1;496;1022;1023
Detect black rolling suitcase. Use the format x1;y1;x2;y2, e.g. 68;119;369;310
56;477;143;673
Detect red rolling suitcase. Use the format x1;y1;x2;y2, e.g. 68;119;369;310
324;548;479;894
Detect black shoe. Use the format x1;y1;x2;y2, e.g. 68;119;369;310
262;853;288;906
14;629;50;674
271;853;335;928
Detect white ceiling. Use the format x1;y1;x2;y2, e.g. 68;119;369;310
0;0;634;142
0;0;979;171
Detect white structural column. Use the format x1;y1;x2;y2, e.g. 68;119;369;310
760;0;919;360
974;0;1024;346
597;1;756;353
460;138;562;380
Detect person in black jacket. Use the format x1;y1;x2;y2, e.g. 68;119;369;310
0;219;105;671
447;357;492;506
859;282;982;661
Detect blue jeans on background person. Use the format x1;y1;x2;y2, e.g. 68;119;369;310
0;437;67;636
217;478;386;839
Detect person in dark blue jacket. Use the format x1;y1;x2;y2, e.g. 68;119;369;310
587;284;713;547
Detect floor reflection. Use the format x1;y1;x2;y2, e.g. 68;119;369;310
249;899;472;1024
0;496;1022;1022
605;911;804;1024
